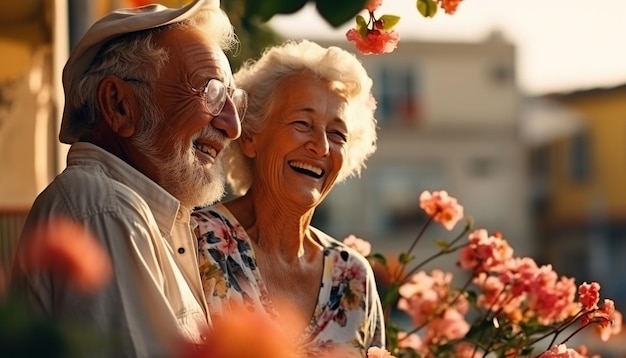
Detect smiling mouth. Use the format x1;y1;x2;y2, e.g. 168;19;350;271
289;161;324;179
193;141;217;158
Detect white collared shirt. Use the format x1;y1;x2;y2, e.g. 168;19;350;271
10;142;210;357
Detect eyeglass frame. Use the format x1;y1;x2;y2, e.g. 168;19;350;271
121;77;247;121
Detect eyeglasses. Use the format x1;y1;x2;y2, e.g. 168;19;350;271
193;79;247;121
122;78;248;121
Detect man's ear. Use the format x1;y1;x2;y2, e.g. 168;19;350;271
239;133;257;158
97;76;137;138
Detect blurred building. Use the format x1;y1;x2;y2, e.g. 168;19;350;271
0;1;66;265
313;34;535;275
0;0;193;266
530;84;626;310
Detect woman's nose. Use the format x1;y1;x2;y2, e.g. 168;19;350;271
305;128;330;157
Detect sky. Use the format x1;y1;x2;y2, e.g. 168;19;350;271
268;0;626;95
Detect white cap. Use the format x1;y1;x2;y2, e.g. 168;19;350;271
59;0;218;144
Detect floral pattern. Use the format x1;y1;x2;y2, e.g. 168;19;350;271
192;204;385;357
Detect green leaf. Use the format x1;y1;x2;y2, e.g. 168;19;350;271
356;14;367;28
368;252;387;266
379;14;401;30
433;238;450;250
244;0;308;22
416;0;438;18
398;252;414;265
382;283;400;307
355;14;368;38
316;0;368;28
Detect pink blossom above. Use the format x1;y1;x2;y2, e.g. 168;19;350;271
346;28;399;55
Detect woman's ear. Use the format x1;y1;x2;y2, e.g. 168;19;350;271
97;76;137;138
239;133;257;158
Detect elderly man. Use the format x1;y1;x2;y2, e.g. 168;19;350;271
9;0;245;356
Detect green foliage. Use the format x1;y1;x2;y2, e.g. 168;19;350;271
382;283;400;307
379;14;401;30
0;295;119;357
243;0;309;22
239;0;369;29
369;252;388;266
356;14;368;38
416;0;438;18
222;0;284;72
315;0;369;27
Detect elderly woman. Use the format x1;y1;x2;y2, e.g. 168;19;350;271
192;40;382;357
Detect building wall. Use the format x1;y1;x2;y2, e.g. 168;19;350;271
546;87;626;224
533;85;626;310
313;36;531;279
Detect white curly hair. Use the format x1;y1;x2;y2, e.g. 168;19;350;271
223;39;378;196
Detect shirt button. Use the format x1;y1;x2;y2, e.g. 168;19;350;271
178;247;185;254
200;335;207;341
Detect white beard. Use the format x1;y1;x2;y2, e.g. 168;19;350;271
132;114;226;209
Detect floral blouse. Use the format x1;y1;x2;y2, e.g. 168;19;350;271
192;203;385;357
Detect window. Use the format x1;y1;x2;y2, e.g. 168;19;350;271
569;133;591;182
374;66;421;126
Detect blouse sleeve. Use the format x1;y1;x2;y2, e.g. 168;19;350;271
365;258;386;349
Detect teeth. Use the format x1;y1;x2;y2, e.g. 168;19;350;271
193;141;217;158
289;161;323;176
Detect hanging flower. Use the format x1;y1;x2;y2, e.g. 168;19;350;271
345;0;400;55
346;0;466;55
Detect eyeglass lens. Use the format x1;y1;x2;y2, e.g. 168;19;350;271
204;79;247;120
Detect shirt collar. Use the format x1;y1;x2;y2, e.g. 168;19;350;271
67;142;183;235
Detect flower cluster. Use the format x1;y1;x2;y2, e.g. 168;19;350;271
343;190;623;358
346;0;464;55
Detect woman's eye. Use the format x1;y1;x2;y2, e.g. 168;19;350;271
293;120;310;129
330;131;348;142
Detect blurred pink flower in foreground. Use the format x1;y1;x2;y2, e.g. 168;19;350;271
16;217;112;293
179;301;299;358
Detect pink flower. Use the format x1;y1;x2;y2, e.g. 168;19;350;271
588;299;623;341
538;344;585;358
16;217;112;293
425;308;470;342
459;229;513;273
397;332;424;352
365;0;383;12
367;346;396;358
419;190;464;231
180;303;296;358
346;28;399;55
343;234;372;257
437;0;463;15
454;342;484;358
578;282;601;309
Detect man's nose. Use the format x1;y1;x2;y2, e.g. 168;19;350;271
211;98;241;139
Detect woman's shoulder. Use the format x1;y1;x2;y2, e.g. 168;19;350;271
193;203;244;238
312;227;371;268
